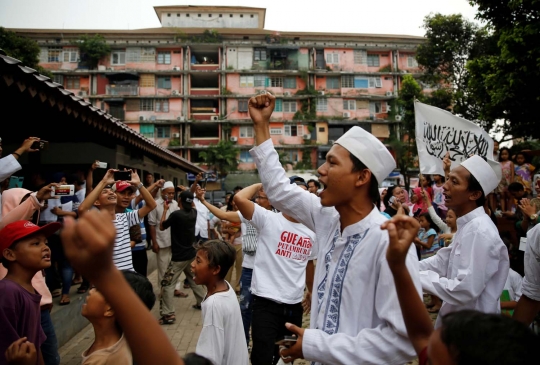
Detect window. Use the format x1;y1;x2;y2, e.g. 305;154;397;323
354;76;369;88
47;47;62;62
326;53;339;64
157;51;171;64
326;77;339;89
66;77;80;89
342;75;354;88
53;75;64;85
274;99;283;112
369;102;387;114
156;125;170;138
270;127;283;135
140;124;154;138
239;150;253;162
254;48;267;61
270;77;283;87
239;126;254;138
140;99;154;111
283;101;297;113
316;98;327;111
369;77;382;88
155;99;169;112
407;56;418;68
157;76;171;89
140;48;155;62
111;51;126;65
354;50;367;64
284;125;303;137
343;100;356;111
238;99;249;112
63;48;78;62
240;75;254;87
140;74;155;87
254;75;266;87
367;54;380;67
284;77;297;89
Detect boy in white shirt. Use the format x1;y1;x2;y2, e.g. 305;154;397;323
193;240;249;365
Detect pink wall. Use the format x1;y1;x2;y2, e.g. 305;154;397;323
125;99;183;121
323;49;392;72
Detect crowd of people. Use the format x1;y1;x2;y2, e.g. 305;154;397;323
1;92;540;365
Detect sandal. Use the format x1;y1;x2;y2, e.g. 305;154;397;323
59;296;71;306
77;285;89;294
159;315;176;325
192;304;202;310
174;290;189;298
51;289;61;298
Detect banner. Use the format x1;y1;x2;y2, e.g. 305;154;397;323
414;100;494;175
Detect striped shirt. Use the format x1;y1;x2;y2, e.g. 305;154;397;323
113;211;141;271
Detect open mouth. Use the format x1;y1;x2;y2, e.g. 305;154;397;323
42;253;51;261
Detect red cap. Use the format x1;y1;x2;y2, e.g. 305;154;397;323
0;221;62;252
112;181;134;193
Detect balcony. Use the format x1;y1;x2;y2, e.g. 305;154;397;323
106;85;138;96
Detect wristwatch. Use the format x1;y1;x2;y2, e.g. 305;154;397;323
137;182;144;190
530;214;538;222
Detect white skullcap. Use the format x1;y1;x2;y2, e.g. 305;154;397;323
162;181;174;190
334;126;396;184
460;155;502;195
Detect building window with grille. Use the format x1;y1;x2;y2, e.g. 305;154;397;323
270;127;283;135
239;150;253;162
369;101;387;114
53;75;64;85
155;99;169;112
367;54;380;67
140;124;154;138
274;99;283;112
239;126;254;138
240;75;254;87
111;51;126;65
354;50;367;64
156;125;171;138
343;100;356;111
270;77;283;87
326;77;339;89
63;48;79;62
140;74;155;87
407;56;418;68
284;77;297;89
66;77;80;89
140;99;154;111
316;98;327;111
284;125;303;137
157;51;171;64
368;77;382;88
254;75;266;87
157;76;171;89
238;99;249;112
254;48;267;61
341;75;354;88
326;53;339;64
283;101;297;113
47;47;62;63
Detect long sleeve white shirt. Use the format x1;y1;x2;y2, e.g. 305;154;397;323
250;139;420;365
419;207;509;327
0;154;22;220
522;224;540;301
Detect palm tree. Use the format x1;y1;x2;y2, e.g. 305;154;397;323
199;141;240;186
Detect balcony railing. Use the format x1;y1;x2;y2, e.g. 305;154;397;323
106;85;139;96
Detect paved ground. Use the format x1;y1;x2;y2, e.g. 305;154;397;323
59;268;434;365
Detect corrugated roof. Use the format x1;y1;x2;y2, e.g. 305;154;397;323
0;48;204;173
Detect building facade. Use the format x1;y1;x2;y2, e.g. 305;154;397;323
12;5;424;171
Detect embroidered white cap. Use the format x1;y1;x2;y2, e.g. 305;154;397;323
460;155;502;195
334;126;396;184
162;181;174;190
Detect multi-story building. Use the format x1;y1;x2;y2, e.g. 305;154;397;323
12;5;424;171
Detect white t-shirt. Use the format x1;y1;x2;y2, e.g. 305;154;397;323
194;198;209;238
147;198;179;248
196;282;249;365
113;211;141;271
245;203;316;304
504;268;523;302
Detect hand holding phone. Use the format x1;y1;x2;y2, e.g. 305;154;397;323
96;161;107;169
114;170;132;181
275;336;297;347
31;140;49;150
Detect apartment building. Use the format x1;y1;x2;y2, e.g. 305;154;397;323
12;5;424;171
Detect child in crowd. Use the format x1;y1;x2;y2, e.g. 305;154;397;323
498;147;514;211
514;152;535;195
81;270;155;365
192;240;249;365
431;174;447;219
381;215;538;365
1;220;62;365
421;189;457;247
411;187;430;216
420;174;433;201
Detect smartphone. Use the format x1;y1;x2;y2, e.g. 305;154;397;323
275;336;297;346
389;196;396;205
114;171;132;181
8;176;24;189
51;185;75;197
31;140;49;150
96;161;108;169
200;178;208;189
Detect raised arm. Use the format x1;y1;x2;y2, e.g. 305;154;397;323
78;169;116;216
128;170;157;218
135;179;164;206
195;187;240;223
233;183;261;220
190;173;203;193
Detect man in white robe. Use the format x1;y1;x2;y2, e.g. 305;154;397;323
248;93;421;365
419;155;509;328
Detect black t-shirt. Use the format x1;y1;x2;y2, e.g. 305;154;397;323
162;208;197;262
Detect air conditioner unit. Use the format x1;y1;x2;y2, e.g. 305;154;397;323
172;133;180;138
385;91;393;97
318;91;325;96
395;115;402;121
171;90;180;96
303;134;311;140
210;116;219;121
139;116;144;121
230;136;238;142
177;116;185;122
284;91;291;97
343;112;350;118
173;66;180;71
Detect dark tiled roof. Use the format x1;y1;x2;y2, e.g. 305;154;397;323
0;48;204;173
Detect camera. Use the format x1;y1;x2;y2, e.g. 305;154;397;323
31;140;49;150
51;185;75;197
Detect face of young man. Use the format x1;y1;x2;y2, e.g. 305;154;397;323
95;187;117;208
191;250;216;286
115;189;134;209
255;189;272;210
317;144;364;208
3;234;51;271
442;166;480;211
307;182;318;194
145;174;154;186
81;287;113;320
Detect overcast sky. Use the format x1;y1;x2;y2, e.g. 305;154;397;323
0;0;479;36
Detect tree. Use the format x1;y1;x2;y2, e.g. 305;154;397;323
77;34;111;69
467;0;540;140
199;140;239;178
0;27;52;77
